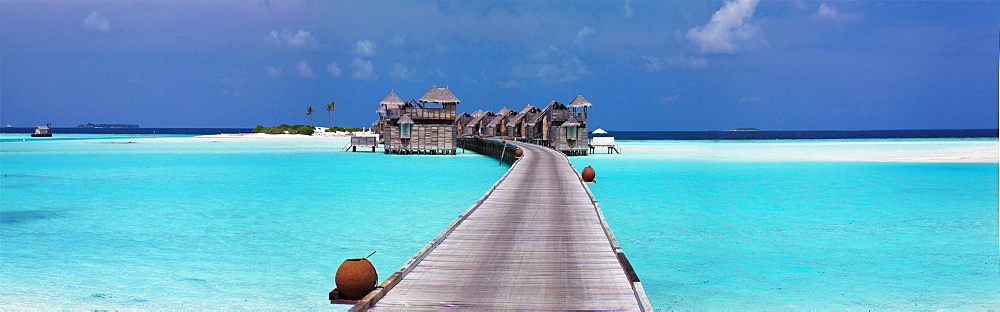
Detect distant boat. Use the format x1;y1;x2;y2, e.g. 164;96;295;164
4;125;12;128
727;127;760;131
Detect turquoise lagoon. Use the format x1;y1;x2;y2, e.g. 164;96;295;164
572;139;999;310
2;135;998;310
1;135;508;310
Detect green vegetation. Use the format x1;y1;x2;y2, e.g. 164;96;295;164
326;126;365;132
253;124;315;135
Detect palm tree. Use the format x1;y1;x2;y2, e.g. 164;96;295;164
305;106;314;125
325;101;337;128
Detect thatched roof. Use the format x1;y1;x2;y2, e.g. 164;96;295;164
397;115;414;124
562;115;581;127
419;85;460;104
381;90;405;109
509;105;538;126
471;109;486;117
542;100;567;111
528;101;565;125
496;107;514;116
466;111;494;127
487;114;507;127
376;107;386;113
568;94;592;108
455;112;472;124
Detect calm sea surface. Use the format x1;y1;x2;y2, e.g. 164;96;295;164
2;134;998;310
571;140;998;310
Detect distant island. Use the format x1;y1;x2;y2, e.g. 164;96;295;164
77;123;140;128
728;128;760;131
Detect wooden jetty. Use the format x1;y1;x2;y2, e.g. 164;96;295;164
346;136;379;152
350;139;650;311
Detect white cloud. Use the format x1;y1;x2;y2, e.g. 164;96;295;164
498;80;524;89
623;0;634;17
816;3;862;21
354;40;376;57
514;49;590;84
81;11;111;32
297;60;317;79
434;43;450;54
529;46;559;61
514;47;590;84
642;55;708;72
268;29;313;47
285;29;312;46
817;3;837;19
326;62;342;77
350;58;378;80
388;35;407;46
574;26;595;45
686;0;761;54
389;63;411;80
265;66;282;78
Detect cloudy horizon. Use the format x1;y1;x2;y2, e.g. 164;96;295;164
2;1;997;130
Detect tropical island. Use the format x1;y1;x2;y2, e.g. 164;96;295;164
77;123;140;128
252;124;366;135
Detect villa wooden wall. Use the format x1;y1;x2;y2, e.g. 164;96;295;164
384;125;457;154
549;126;589;156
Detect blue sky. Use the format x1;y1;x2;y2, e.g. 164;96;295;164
2;1;997;130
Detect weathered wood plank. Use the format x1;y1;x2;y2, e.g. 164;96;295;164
356;140;648;311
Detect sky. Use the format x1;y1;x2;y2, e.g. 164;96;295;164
1;0;997;130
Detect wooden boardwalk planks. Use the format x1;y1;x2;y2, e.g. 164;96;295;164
355;140;649;311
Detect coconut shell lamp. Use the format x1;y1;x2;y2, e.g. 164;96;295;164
514;148;523;158
335;251;377;300
582;165;596;182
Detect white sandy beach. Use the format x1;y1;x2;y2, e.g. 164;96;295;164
191;127;374;139
609;140;999;163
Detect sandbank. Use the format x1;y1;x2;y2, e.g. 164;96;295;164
610;139;999;163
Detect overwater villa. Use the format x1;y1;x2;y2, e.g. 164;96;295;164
522;98;590;156
463;110;494;137
31;124;52;137
483;108;516;137
378;86;460;155
367;87;592;156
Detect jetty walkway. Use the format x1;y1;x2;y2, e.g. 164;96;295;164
352;140;650;311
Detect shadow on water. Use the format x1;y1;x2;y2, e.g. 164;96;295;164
1;210;63;224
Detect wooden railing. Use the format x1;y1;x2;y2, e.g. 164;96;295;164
457;138;519;165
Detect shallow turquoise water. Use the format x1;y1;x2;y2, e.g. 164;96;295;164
1;135;507;309
572;140;999;310
3;136;998;309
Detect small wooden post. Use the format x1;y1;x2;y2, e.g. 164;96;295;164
499;141;507;166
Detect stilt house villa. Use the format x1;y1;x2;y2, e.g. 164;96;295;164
379;86;460;155
370;86;592;156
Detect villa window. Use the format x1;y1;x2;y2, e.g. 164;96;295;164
567;126;578;140
400;123;412;139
